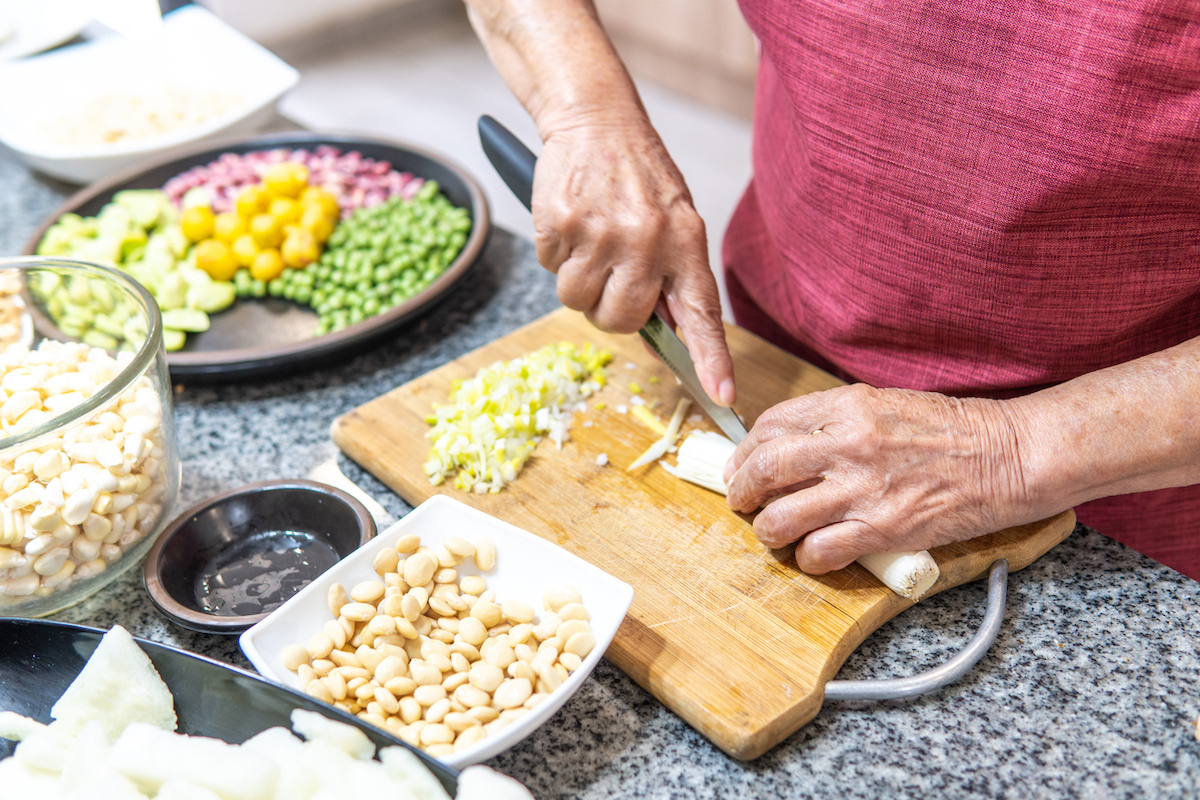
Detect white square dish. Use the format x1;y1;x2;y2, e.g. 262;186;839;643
240;494;634;769
0;6;298;184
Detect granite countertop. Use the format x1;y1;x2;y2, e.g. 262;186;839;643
2;145;1199;800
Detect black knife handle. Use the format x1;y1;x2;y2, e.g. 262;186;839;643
478;115;536;212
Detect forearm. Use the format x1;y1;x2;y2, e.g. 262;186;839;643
1008;335;1200;516
463;0;646;137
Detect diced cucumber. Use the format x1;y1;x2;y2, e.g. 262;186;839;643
157;272;187;311
81;330;118;350
113;189;169;229
162;328;187;351
161;308;210;333
187;282;235;313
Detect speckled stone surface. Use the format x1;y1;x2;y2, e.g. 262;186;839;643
2;145;1199;799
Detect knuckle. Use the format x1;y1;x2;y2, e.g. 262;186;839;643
671;207;706;241
555;262;601;311
838;383;876;411
838;426;876;461
607;206;660;248
756;402;809;440
794;539;833;574
586;305;639;334
746;447;787;491
753;406;788;438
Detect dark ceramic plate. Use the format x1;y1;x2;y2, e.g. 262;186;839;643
144;480;376;635
0;618;458;793
22;131;491;384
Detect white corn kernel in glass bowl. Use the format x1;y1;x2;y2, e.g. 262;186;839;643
0;257;180;617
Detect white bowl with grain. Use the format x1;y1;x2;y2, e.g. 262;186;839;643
0;6;298;184
240;494;634;769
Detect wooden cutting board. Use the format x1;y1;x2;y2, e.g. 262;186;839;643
332;307;1075;760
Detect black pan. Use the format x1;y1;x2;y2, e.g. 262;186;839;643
0;618;458;793
22;131;491;384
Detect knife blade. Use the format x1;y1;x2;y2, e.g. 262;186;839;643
477;115;749;444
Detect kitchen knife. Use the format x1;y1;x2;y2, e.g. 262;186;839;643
477;115;749;444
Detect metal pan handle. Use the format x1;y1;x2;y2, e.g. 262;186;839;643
824;559;1009;701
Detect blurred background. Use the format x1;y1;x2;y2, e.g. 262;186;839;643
0;0;757;312
213;0;757;315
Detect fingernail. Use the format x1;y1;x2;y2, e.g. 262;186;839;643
718;378;736;407
722;456;735;485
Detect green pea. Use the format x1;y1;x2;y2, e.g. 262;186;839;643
234;269;252;293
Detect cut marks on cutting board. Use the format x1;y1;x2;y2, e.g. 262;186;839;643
332;307;1076;759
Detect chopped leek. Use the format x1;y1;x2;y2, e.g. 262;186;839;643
424;342;611;493
627;397;690;471
630;405;668;435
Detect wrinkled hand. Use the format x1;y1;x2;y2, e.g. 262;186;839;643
723;384;1035;573
532;119;735;406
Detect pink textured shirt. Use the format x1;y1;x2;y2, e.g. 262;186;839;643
725;0;1200;578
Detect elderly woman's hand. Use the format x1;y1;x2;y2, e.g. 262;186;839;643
723;384;1036;573
532;117;735;406
463;0;735;406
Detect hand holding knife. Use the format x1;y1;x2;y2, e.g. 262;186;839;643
477;115;748;444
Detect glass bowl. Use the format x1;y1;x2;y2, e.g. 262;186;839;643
0;256;179;617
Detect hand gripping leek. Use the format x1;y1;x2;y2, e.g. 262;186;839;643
662;431;940;600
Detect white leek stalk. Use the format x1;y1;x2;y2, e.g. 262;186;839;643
627;398;691;470
663;431;940;601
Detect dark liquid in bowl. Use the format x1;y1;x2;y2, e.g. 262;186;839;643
193;531;340;616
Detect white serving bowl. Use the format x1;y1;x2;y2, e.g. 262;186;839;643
0;6;298;184
0;0;92;62
240;494;634;769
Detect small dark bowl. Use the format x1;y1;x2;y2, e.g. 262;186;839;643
144;480;375;634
